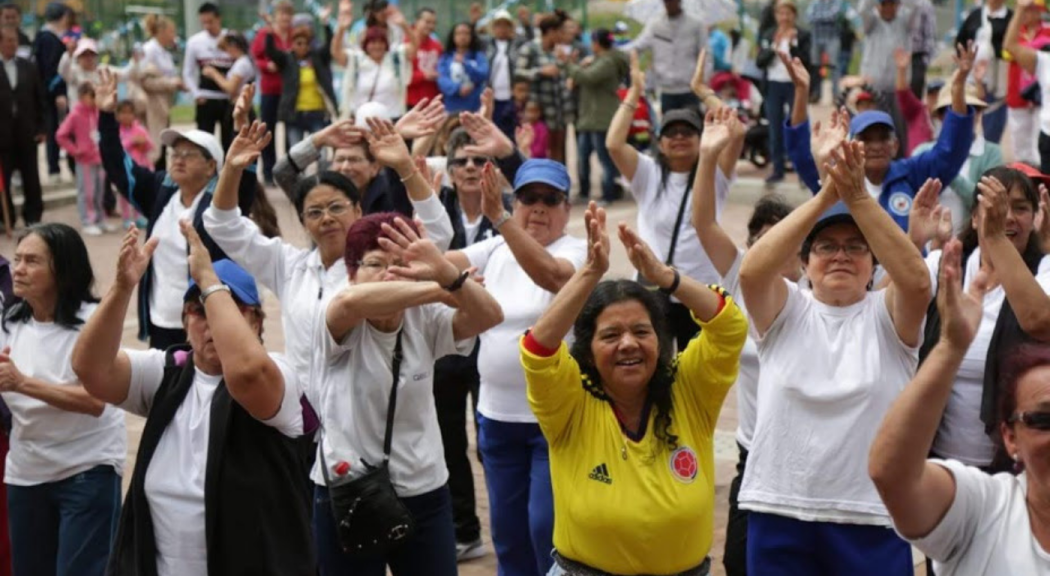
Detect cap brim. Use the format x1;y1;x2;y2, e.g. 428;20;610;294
514;178;569;194
806;213;857;245
159;129;185;148
183;282;258;306
660;120;702;136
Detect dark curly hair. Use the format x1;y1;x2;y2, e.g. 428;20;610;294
569;280;679;453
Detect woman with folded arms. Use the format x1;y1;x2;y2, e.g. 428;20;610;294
521;202;746;575
870;237;1050;574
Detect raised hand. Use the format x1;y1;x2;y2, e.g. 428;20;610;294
396;96;447;140
378;218;460;284
96;68;118;112
908;178;952;249
460;112;514;159
629;50;645;92
0;347;24;393
1037;184;1050;252
953;41;978;83
700;107;733;156
976;175;1009;241
233;83;255;131
479;87;494;120
690;48;709;97
180;220;219;289
116;227;159;291
618;223;673;287
479;162;506;223
318;3;334;23
582;202;610;276
416;157;444;194
365;117;413;173
337;0;354;30
313;118;367;149
937;238;988;351
812;107;850;170
825;141;867;205
779;50;810;93
226;121;272;170
893;48;910;71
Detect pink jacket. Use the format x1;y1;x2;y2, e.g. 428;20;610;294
120;121;154;168
56;102;101;165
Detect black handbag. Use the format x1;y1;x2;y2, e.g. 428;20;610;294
320;329;416;557
636;185;690;311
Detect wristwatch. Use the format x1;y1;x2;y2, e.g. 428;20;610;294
199;284;231;304
493;210;512;230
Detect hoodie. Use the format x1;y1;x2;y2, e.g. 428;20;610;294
56;101;101;165
568;49;631;132
119;119;155;168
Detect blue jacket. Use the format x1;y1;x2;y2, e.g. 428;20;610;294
785;108;975;230
438;51;490;114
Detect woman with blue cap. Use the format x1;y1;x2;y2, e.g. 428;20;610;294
72;227;313;575
440;158;586;576
737;140;931;574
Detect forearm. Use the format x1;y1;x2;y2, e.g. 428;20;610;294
606;87;639;151
984;235;1050;338
331;28;348;66
331;281;446;324
896;65;908;92
213;164;244;211
667;270;723;322
850;196;929;292
951;75;968;116
743;184;836;281
692;156;738;276
14;379;105;417
790;82;809;126
530;268;603;349
448;279;504;339
397;164;436;202
71;284;134;403
497;221;572;292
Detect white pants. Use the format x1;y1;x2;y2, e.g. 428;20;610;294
1008;106;1041;165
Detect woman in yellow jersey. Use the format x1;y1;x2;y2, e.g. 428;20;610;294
265;24;339;149
520;202;747;576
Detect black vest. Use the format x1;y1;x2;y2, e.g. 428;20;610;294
108;347;315;576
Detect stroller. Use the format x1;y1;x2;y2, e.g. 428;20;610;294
712;72;770;168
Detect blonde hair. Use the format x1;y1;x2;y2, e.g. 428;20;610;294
143;14;174;38
273;1;295;16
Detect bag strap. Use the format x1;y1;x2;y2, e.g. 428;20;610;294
367;58;383;103
381;328;405;460
665;187;691;265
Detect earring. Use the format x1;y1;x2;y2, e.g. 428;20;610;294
1013;453;1021;462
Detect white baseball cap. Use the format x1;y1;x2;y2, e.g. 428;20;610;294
160;129;224;169
491;9;514;23
354;101;392;128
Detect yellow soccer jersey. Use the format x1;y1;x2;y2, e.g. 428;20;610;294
521;296;747;575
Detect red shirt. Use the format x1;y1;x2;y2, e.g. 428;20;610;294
251;28;291;96
1007;23;1050;108
407;35;443;107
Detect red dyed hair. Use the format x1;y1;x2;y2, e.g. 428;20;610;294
361;26;390;50
998;343;1050;427
343;212;419;277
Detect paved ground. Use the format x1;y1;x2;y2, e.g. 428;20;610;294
0;100;930;575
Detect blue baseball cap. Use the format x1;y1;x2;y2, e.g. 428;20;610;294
803;202;858;251
850;111;895;138
184;259;261;306
513;159;571;194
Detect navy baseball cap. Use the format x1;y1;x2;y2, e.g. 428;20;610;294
513;159;572;194
184;259;261;306
803;202;858;252
850;111;895;138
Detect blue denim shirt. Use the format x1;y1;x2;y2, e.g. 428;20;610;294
785;108;975;231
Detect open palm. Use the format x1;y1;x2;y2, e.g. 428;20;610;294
938;239;987;350
700;108;732;155
813;108;850;169
227;121;272;169
116;228;159;290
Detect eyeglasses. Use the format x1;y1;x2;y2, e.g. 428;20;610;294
449;156;489;168
811;242;871;258
1009;411;1050;431
661;125;699;139
357;259;405;272
170;149;206;161
332;155;369;167
302;201;354;221
517;192;565;207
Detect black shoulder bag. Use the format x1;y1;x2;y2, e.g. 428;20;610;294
320;329;415;557
637;186;690;310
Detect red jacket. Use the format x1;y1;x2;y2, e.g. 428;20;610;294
407;35;443;107
251;28;290;96
56;102;101;165
1006;24;1050;108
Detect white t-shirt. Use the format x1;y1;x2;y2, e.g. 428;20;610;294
766;37;793;83
491;40;513;100
925;248;1050;466
312;303;475;496
1036;52;1050;136
343;46;408;117
720;252;761;450
0;303;126;485
149;192;206;329
462;234;588;422
227;54;256;88
630;154;732;293
142;38;177;78
905;459;1050;575
121;349;303;576
740;283;919;525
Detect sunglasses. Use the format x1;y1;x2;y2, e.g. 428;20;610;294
449;156;489;168
661;125;699;139
1009;411;1050;431
517;192;565;207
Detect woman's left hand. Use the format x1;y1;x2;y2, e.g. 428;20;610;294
202;65;219;80
583;202;610;276
0;347;24;393
378;218;460;285
226;120;272;170
365;117;413;174
180;220;219;290
937;238;989;351
395;96;447;140
976;175;1010;241
825;140;867;205
618;222;674;288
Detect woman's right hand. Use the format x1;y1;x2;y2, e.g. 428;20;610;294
583;202;610;276
700;107;733;156
396;96;447;140
479;162;506;223
812;107;850;171
116;228;159;291
232;83;255;131
976;175;1010;241
629;50;645;93
226;121;272;170
96;68;118;113
937;238;989;351
619;223;675;288
778;50;809;93
313;118;366;149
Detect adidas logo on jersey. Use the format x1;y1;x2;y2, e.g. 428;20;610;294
588;463;612;485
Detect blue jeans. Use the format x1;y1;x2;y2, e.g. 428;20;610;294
982;99;1007;144
478;414;554;576
660;91;701;115
746;512;913;576
7;465;121;576
313;483;457;576
287;110;329;151
811;38;842;100
576;131;620;202
764;80;795;177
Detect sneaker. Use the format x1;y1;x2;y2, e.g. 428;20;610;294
82;225;103;236
456;538;486;562
101;221;121;233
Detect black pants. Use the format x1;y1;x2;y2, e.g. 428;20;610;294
1;141;44;226
259;94;282;182
196;98;234;151
724;443;750;576
433;355;482;544
44;101;61;175
910;53;928;100
148;323;187;351
1039;131;1050;175
669;301;701;351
